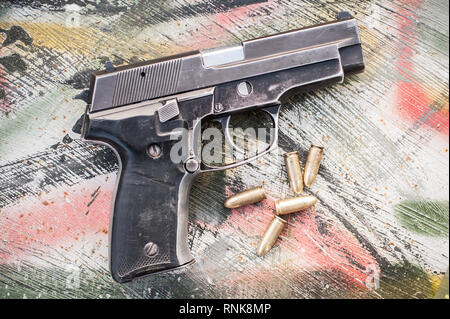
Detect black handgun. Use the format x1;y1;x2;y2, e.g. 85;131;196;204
80;12;364;283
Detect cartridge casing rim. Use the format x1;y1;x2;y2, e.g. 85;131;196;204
284;151;299;158
275;199;282;214
273;214;287;224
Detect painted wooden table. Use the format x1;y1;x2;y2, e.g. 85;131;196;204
0;0;448;299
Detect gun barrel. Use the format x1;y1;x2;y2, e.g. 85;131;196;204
88;13;363;113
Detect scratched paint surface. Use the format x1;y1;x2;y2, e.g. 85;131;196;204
0;0;448;298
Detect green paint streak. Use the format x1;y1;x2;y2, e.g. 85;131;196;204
0;85;85;164
0;7;11;20
418;1;450;57
394;200;449;237
0;259;439;299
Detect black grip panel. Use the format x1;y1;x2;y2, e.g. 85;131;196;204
84;115;194;283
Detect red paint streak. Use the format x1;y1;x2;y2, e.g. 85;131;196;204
1;176;376;290
394;0;448;134
179;1;274;51
198;188;378;288
214;2;270;28
0;175;114;263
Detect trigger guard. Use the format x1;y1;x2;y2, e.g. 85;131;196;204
200;103;281;172
261;104;281;120
211;114;229;128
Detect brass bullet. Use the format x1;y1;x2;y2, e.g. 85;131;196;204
303;145;323;187
224;186;266;209
257;215;286;256
275;195;318;215
284;151;303;194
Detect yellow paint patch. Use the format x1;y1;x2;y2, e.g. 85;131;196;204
428;273;444;294
0;21;173;62
0;22;105;56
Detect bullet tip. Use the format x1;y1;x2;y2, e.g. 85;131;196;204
223;198;237;208
303;174;314;187
256;246;268;257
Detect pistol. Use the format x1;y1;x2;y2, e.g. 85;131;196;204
80;12;364;283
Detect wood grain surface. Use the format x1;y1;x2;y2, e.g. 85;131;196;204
0;0;448;299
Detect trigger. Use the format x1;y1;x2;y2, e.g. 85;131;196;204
212;115;245;154
260;103;281;152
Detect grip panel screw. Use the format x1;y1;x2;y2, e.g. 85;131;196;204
144;242;159;257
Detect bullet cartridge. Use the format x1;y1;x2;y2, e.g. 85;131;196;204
284;151;304;194
275;195;318;215
224;186;266;209
303;145;323;187
257;215;286;256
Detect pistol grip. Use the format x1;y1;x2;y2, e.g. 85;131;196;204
84;116;194;283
